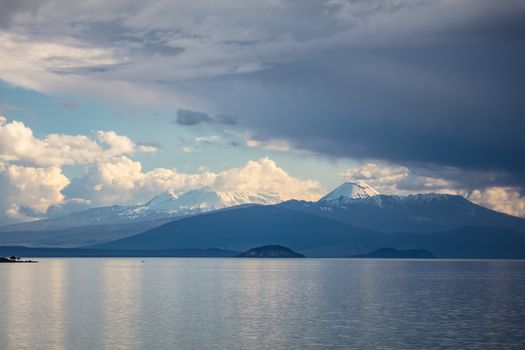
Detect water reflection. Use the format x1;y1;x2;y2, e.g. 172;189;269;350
102;259;143;350
0;259;524;350
45;260;67;350
3;260;67;350
5;263;36;350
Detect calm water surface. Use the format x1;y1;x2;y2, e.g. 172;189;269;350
1;258;524;349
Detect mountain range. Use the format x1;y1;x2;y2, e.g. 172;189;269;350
0;188;279;247
0;188;279;232
282;188;525;233
1;181;525;258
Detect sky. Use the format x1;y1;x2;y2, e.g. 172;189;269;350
0;0;524;224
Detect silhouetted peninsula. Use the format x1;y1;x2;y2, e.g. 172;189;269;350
0;256;38;263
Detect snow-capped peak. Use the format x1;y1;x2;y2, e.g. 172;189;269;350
319;181;379;202
171;189;282;211
145;188;179;207
139;188;283;217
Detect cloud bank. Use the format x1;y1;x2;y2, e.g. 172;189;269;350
64;156;324;210
0;117;323;224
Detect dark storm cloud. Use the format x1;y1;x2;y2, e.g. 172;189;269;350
0;0;25;28
194;1;525;188
0;0;49;29
394;164;520;194
215;114;237;125
72;20;185;56
175;109;214;126
175;109;238;126
1;0;524;191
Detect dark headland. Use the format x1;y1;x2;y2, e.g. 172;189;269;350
0;256;38;263
349;248;435;259
237;245;305;258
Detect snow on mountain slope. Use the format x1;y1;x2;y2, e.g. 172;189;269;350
134;188;282;218
167;189;281;212
319;181;379;202
0;188;284;231
145;189;179;208
87;188;283;223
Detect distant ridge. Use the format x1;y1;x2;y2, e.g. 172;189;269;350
0;188;282;232
95;205;525;259
349;248;435;259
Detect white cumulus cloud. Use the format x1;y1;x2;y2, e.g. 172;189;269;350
64;156;324;208
64;156;217;206
468;187;525;218
211;157;324;201
342;162;459;195
0;116;158;167
0;165;70;224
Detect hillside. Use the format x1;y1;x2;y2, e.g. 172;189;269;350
0;219;172;248
96;205;385;255
95;206;525;258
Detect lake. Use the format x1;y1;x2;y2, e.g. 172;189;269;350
1;259;525;349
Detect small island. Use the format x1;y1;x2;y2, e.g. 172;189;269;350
349;248;435;259
0;256;38;263
237;245;305;258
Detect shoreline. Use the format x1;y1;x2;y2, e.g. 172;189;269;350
0;257;38;263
